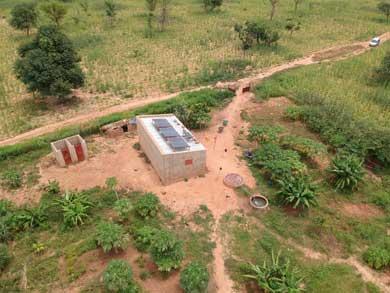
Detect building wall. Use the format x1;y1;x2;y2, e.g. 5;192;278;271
138;120;206;185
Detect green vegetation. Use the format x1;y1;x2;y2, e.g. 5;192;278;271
103;260;138;293
0;244;11;271
363;239;390;270
1;169;22;189
277;176;318;210
374;50;390;85
95;221;129;253
14;25;84;98
243;251;304;292
56;191;92;228
234;21;280;49
9;2;37;35
150;229;185;272
133;226;158;252
328;154;365;192
113;198;132;221
280;135;326;160
134;192;160;219
180;262;209;293
248;125;284;144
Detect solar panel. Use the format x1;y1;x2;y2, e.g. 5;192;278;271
153;118;170;129
159;127;179;138
168;136;189;151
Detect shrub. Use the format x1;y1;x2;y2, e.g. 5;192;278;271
1;170;22;189
150;230;184;272
253;143;306;181
11;204;48;230
134;193;160;219
114;198;132;221
0;244;11;271
95;221;129;253
277;176;318;209
243;251;303;292
374;50;390;86
133;226;158;252
203;0;223;11
363;242;390;270
0;200;13;218
180;262;209;293
248;125;284;144
9;2;38;35
280;135;327;159
284;106;304;121
234;21;280;49
103;260;138;293
56;191;92;227
328;154;364;192
0;221;10;243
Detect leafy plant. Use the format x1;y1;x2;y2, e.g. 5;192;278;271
9;2;38;35
104;0;117;25
95;221;129;253
134;193;160;219
114;198;132;221
248;125;284;144
41;1;67;26
180;262;209;293
284;106;304;121
133;226;158;252
1;170;22;189
56;191;92;227
280;135;327;159
328;154;364;192
203;0;223;11
243;251;304;292
0;244;11;271
44;180;60;195
234;21;280;49
374;50;390;86
253;143;306;181
11;205;48;230
378;1;390;23
363;239;390;270
105;177;118;198
277;176;318;209
103;260;138;293
150;230;184;272
32;242;46;255
0;200;13;218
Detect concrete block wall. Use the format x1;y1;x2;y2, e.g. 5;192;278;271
51;135;88;167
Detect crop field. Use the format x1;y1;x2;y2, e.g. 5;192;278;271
0;0;389;140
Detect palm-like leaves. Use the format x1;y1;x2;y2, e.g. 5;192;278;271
277;176;317;209
328;154;364;191
56;191;92;227
243;251;304;293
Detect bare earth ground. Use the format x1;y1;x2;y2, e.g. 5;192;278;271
1;32;390;147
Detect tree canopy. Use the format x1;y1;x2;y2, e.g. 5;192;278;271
14;25;85;99
9;3;38;36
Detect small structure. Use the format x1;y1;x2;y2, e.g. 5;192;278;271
51;135;88;167
223;173;244;188
137;114;206;185
250;195;269;210
101;119;137;138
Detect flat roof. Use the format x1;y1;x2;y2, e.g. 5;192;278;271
137;114;206;155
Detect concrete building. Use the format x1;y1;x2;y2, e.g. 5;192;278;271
51;135;88;167
137;114;207;185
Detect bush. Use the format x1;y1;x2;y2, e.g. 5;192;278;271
103;260;138;293
44;180;60;195
0;244;11;271
277;176;318;210
180;262;209;293
253;143;306;181
234;21;280;50
1;170;22;189
248;125;284;144
150;230;184;272
328;154;364;192
9;2;38;35
280;135;327;159
284;106;304;121
243;251;303;292
203;0;223;11
374;50;390;86
11;204;48;230
95;221;129;253
56;191;92;227
133;226;158;252
0;200;13;218
363;241;390;270
113;198;132;221
134;193;160;219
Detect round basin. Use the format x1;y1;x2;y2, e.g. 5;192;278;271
250;195;269;210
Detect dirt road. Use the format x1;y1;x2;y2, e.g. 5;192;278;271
1;32;389;148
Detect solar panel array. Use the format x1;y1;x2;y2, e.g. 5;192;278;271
152;118;189;151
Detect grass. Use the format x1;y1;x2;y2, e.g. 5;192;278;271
0;0;389;139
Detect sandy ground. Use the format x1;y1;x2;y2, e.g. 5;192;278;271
2;32;390;148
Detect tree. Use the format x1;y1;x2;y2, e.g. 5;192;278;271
374;50;390;85
203;0;223;12
378;2;390;23
269;0;279;21
159;0;171;31
95;221;129;253
9;3;38;36
41;1;67;26
234;21;280;50
285;18;301;36
145;0;158;37
180;262;209;293
103;260;138;293
150;230;184;272
104;0;117;25
14;25;85;99
293;0;303;13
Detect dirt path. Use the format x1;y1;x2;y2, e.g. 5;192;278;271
1;32;390;148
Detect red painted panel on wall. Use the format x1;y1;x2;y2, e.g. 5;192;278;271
185;159;193;165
